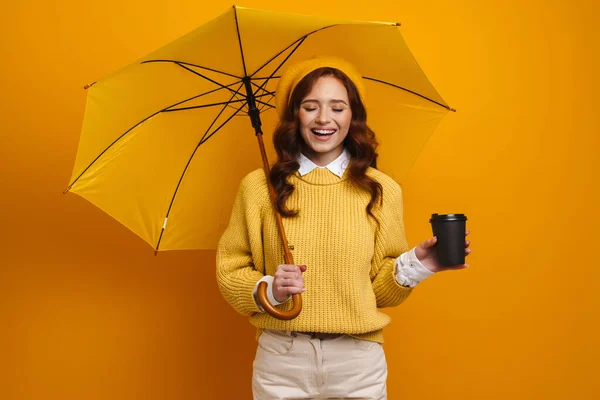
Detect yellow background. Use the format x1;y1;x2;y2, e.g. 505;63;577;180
1;0;598;399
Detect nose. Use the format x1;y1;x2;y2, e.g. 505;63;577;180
315;108;331;124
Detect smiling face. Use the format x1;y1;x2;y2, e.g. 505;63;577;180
297;76;352;166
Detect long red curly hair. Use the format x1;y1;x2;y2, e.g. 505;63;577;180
270;67;383;221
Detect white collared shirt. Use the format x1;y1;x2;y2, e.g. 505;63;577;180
253;149;434;309
297;148;350;178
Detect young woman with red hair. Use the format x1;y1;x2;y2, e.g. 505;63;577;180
217;57;471;400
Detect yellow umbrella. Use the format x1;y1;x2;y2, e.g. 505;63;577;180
65;5;454;319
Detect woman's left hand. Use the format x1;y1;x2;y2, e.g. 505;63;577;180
415;230;472;273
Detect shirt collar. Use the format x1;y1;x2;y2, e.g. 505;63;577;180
297;148;350;178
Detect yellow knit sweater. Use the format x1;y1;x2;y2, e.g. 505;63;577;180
216;166;413;343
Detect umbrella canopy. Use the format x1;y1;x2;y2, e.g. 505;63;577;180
66;5;453;252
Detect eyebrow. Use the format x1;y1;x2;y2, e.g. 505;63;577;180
301;99;349;106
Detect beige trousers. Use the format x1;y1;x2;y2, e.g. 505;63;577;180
252;329;387;400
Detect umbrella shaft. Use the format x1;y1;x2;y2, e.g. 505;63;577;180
255;133;294;266
243;77;262;134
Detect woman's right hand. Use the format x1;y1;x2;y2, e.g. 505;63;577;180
273;264;307;303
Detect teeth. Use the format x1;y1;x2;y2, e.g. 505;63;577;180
313;129;335;134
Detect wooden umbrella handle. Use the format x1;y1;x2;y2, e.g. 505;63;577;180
255;133;302;320
257;284;303;320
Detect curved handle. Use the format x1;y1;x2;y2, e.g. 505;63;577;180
255;133;303;320
257;281;303;320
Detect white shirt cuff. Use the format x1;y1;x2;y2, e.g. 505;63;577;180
394;247;435;288
252;275;291;311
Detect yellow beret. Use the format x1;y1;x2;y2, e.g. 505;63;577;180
274;56;366;120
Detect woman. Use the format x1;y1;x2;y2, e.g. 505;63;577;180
216;57;471;400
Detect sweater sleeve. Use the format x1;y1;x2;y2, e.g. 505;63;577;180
216;172;268;316
370;181;414;308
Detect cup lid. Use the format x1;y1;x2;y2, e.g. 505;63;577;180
430;213;468;222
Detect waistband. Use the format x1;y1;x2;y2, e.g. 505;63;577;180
276;330;345;340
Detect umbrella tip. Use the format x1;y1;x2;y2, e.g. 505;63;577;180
84;81;96;90
62;185;72;194
395;22;401;26
450;107;457;112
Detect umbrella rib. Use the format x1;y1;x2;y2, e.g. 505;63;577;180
141;59;241;79
250;36;307;101
226;103;245;113
64;81;243;190
253;89;276;98
199;101;248;146
255;99;275;109
249;80;275;95
174;62;242;96
248;80;275;112
231;87;248;105
362;77;455;111
164;98;248;112
233;6;248;77
250;24;337;78
258;95;275;112
154;99;248;252
239;81;275;112
199;82;246;143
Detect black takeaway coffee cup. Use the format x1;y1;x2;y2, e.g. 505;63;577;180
429;214;468;266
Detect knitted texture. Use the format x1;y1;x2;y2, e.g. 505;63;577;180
274;56;367;120
216;167;413;343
